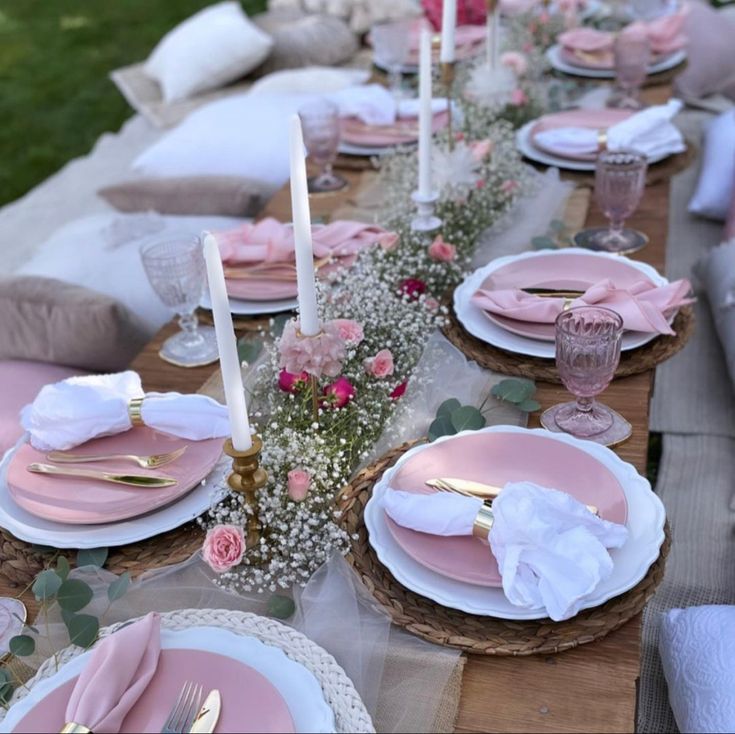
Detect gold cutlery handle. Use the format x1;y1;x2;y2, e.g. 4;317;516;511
29;462;118;481
47;451;133;465
26;463;176;488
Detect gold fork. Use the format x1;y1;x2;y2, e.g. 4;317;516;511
46;446;187;469
223;255;332;280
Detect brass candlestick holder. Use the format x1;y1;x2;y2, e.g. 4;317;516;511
441;61;456;151
224;435;267;549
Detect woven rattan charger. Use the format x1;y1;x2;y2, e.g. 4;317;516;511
336;442;670;656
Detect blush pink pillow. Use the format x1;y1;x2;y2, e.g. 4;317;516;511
0;361;89;455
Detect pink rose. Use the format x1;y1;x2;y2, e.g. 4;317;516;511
279;319;345;378
287;469;311;502
428;235;457;263
400;278;427;300
425;297;440;312
501;179;520;194
365;349;395;378
377;232;399;251
278;369;308;393
469;139;493;162
331;318;364;345
500;51;529;77
390;381;408;400
323;376;356;409
510;88;528;106
202;524;245;573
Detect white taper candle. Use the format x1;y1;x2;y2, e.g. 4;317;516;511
202;232;252;451
289;114;320;337
418;27;433;199
440;0;457;63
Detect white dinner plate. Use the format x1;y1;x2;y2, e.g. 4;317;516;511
545;44;686;79
200;291;297;316
365;425;666;619
453;248;670;359
0;437;228;549
0;627;335;733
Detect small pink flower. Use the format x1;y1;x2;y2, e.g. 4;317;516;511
425;297;440;312
428;236;457;262
539;10;551;24
501;179;521;194
278;369;308;393
377;232;399;251
455;131;465;142
400;278;427;300
278;319;345;378
323;376;356;408
475;179;486;190
331;318;364;345
522;42;533;53
469;139;493;162
510;88;528;107
365;348;395;378
390;381;408;400
500;51;529;77
202;524;245;573
287;469;311;502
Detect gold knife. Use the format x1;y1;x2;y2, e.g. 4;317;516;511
520;288;585;297
26;463;178;488
189;689;221;734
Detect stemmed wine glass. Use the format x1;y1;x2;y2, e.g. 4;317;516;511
141;237;219;367
609;32;651;110
298;99;347;194
541;306;632;446
573;148;649;254
371;20;413;99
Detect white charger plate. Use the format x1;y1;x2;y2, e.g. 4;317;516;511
365;425;666;619
454;248;670;359
0;626;335;733
0;437;228;549
200;290;297;316
545;44;686;79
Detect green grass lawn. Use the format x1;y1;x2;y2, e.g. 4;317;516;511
0;0;265;207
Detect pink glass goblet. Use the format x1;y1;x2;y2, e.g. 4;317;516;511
541;306;632;446
610;32;651;110
298;99;347;194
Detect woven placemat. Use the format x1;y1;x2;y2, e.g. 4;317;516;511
441;303;694;384
336;443;670;655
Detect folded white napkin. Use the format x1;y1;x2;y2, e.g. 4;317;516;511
21;371;230;451
383;482;628;621
534;99;686;159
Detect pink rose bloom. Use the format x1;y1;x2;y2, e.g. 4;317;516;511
287;469;311;502
390;381;408;400
500;51;529;77
400;278;427;300
278;369;308;393
365;349;395;378
510;88;528;106
279;319;346;378
331;318;364;345
425;297;440;312
469;139;493;162
377;232;399;251
501;179;521;194
428;235;457;263
202;524;245;573
323;376;356;409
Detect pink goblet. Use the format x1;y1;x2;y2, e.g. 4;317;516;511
541;306;632;446
610;31;651;110
298;99;347;194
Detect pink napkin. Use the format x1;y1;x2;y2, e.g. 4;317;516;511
65;613;161;733
472;278;693;335
405;22;487;63
214;218;396;266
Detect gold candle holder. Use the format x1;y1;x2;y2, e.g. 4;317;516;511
223;435;267;549
441;61;456;151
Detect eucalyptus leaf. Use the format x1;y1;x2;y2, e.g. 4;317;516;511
436;398;461;419
9;635;35;657
0;682;14;705
531;235;557;250
450;406;486;433
548;219;566;233
267;594;296;620
57;579;93;612
77;547;108;568
270;314;290;338
491;379;535;404
61;608;75;628
428;414;455;442
32;569;62;601
517;398;541;412
0;669;9;684
107;572;131;603
66;614;99;649
56;556;70;581
237;338;263;365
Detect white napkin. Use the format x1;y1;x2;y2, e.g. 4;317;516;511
20;371;230;451
383;482;628;621
534;99;686;159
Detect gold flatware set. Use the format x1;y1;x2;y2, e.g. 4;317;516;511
223;255;332;281
47;447;186;469
159;682;221;734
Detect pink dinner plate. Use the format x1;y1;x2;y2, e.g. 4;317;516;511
10;648;295;733
6;427;223;525
560;45;675;71
477;251;658;342
530;108;632;161
384;430;628;587
340;110;449;147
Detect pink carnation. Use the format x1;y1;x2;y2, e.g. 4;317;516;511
500;51;529;77
428;235;457;262
287;469;311;502
365;349;395;378
510;88;528;106
323;376;356;409
331;318;364;345
279;319;345;378
202;524;245;573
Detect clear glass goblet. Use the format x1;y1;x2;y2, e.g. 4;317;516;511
140;237;219;367
574;148;649;254
371;20;413;98
541;306;632;446
298;99;347;194
610;32;650;110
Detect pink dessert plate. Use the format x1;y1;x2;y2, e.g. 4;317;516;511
6;427;223;525
477;249;659;342
340;110;449;147
384;430;628;587
9;648;295;734
560;45;676;71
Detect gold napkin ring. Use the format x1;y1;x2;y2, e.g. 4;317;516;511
128;397;145;427
472;506;495;539
61;724;92;734
597;129;608;152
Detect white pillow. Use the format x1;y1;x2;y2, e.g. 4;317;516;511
689;110;735;222
144;1;273;103
249;66;370;96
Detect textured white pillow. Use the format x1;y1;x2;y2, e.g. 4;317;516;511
688;110;735;222
144;1;273;103
249;66;370;96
